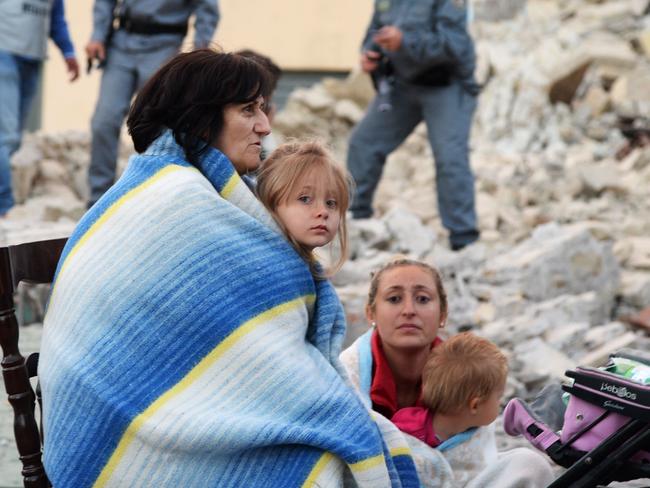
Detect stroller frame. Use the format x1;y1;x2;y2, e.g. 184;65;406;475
505;349;650;488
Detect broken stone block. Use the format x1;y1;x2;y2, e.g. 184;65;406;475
473;302;497;325
333;99;364;125
383;206;437;258
474;41;492;87
579;85;610;116
514;338;575;381
291;85;335;113
576;160;626;196
578;1;638;23
10;141;42;204
472;0;527;21
347;218;390;259
482;291;605;347
583;321;628;350
482;223;620;302
626;237;650;270
620;306;650;333
610;66;650;118
38;159;69;186
536;291;611;326
637;30;650;58
620;271;650;308
332;249;394;286
322;70;375;109
477;192;499;231
577;331;639;366
544;322;591;357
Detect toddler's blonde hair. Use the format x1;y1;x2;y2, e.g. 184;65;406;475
422;332;508;414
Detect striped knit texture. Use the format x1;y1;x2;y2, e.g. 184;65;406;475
39;131;419;488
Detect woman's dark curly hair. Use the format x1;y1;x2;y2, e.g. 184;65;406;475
127;48;273;164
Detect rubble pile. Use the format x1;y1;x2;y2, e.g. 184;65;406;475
272;0;650;400
1;0;650;404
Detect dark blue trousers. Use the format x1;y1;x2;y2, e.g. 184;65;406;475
347;79;479;248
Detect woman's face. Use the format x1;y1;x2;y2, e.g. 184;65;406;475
367;265;445;352
214;96;271;174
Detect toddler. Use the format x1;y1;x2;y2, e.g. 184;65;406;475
256;140;352;277
393;332;508;447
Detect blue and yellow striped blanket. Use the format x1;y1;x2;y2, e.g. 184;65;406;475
39;131;420;487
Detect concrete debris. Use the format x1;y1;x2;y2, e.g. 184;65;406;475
3;0;650;414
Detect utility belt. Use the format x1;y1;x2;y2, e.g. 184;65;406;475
408;64;455;87
116;15;188;36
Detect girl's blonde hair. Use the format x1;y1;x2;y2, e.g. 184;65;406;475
256;140;353;278
422;332;508;414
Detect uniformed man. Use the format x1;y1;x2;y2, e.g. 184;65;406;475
347;0;480;251
85;0;219;207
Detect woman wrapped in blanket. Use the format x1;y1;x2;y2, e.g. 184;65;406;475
39;49;422;488
340;258;555;487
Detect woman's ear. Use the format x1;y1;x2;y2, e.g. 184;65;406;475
365;304;375;326
439;309;448;328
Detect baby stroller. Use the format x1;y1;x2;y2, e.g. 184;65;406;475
503;348;650;487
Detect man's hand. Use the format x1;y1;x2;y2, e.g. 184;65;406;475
361;50;381;73
373;25;403;52
65;57;80;82
85;41;106;63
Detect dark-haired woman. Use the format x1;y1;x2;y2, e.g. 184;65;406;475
40;49;420;488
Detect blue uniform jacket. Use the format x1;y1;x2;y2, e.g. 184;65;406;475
362;0;477;90
91;0;219;51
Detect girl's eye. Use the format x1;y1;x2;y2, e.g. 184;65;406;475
415;295;431;304
386;295;401;304
326;199;338;209
244;104;255;114
298;195;311;204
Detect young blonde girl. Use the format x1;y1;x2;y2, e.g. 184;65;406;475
256;140;352;277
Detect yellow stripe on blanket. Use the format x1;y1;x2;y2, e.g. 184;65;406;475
220;172;240;199
94;296;314;488
350;454;385;472
56;165;191;281
390;446;412;458
302;452;336;488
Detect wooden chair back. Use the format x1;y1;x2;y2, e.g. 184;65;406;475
0;237;67;488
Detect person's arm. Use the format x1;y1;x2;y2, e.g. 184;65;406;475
361;7;383;52
359;7;383;73
86;0;116;65
49;0;79;81
192;0;219;48
89;0;116;44
399;0;473;67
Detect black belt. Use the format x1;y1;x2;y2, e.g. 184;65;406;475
117;16;188;36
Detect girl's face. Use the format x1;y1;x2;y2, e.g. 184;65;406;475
367;265;445;352
275;172;341;251
214;96;271;174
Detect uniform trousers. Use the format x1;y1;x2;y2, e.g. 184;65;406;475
0;50;41;214
347;78;479;248
88;43;178;206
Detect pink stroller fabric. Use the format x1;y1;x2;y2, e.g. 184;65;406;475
504;369;650;462
503;398;561;451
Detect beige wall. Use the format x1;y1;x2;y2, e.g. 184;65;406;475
42;0;372;132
